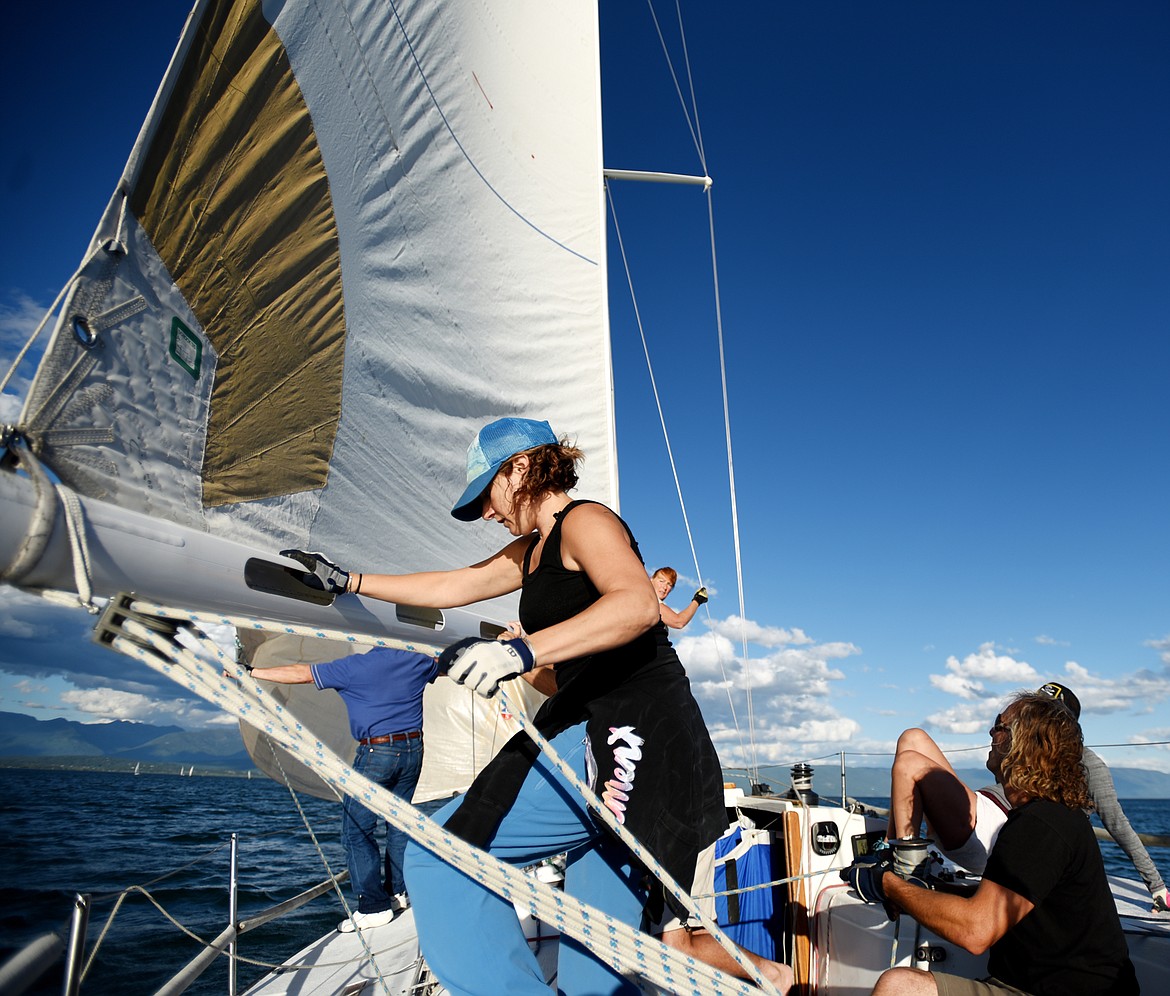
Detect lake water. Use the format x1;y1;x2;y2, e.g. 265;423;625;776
0;768;348;996
1;769;1167;994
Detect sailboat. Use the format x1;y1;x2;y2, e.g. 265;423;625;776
2;1;1167;993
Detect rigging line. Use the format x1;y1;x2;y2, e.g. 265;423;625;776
86;842;231;904
644;0;706;174
672;0;708;169
496;687;780;995
704;186;761;786
604;180;747;762
0;254;94;399
126;603;775;995
110;615;768;996
83;883;394;976
258;734;395;996
645;0;756;783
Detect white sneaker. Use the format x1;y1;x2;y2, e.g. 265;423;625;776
337;908;396;933
390;893;410;912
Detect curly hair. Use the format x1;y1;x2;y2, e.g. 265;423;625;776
999;691;1091;810
500;439;583;510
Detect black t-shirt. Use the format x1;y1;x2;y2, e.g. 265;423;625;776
983;798;1139;995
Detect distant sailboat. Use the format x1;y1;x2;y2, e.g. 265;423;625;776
133;762;140;776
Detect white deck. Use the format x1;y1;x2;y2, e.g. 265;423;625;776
242;910;423;996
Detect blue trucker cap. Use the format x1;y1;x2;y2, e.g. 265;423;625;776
451;417;557;521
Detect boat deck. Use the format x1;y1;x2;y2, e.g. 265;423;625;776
242;910;423;996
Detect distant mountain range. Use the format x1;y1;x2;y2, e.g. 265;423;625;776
2;712;1168;796
0;711;252;769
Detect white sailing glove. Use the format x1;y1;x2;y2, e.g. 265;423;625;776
439;636;535;698
280;549;350;594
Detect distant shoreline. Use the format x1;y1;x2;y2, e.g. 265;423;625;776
4;756;1169;800
0;756;257;778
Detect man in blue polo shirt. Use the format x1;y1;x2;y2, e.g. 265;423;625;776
250;647;439;931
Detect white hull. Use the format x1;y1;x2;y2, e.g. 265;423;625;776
239;791;1170;995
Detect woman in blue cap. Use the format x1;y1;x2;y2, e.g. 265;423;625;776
289;417;730;995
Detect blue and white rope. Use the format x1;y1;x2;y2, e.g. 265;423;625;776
113;600;780;994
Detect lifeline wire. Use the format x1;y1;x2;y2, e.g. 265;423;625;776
644;0;762;782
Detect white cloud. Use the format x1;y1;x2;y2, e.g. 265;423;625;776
0;589;238;727
1144;635;1170;667
929;642;1039;700
674;615;863;768
59;687;236;727
1035;634;1069;647
1036;659;1170;718
0;290;50;422
704;614;814;648
924;703;999;736
0;614;40;639
918;640;1170;774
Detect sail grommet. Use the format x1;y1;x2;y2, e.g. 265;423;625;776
71;315;98;349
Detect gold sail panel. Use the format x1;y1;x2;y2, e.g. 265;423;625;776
130;0;345;506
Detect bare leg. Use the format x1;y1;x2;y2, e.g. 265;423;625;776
660;927;792;991
873;966;939;995
888;728;978;851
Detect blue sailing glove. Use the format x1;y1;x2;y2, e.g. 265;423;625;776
841;854;897;918
280;549;350;593
439;637;535;698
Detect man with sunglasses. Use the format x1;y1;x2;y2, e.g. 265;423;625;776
883;681;1167;912
856;692;1139;995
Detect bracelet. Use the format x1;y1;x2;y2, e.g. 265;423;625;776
355;572;363;595
243;664;254;674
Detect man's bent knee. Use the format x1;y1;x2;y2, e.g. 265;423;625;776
874;966;938;995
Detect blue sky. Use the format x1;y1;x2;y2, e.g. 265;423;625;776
2;2;1168;780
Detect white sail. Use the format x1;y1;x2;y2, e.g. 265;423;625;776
7;0;616;627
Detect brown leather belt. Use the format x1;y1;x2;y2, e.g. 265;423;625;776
358;730;422;746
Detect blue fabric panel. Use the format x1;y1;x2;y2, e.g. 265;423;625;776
714;830;781;961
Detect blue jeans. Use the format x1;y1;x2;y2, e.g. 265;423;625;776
343;738;423;913
405;723;646;996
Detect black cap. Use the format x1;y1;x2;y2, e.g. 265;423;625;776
1038;681;1081;720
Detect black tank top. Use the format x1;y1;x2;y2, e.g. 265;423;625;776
520;499;661;706
445;501;726;910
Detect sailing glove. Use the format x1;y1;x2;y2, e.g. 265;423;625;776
439;636;535;698
1153;886;1169;913
842;854;897;918
692;586;708;605
280;549;350;594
